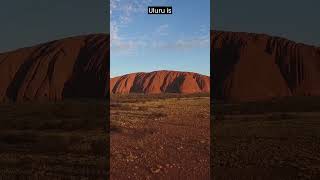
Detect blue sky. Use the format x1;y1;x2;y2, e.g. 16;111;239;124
0;0;107;52
213;0;320;46
110;0;210;77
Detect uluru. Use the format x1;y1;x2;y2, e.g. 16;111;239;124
212;30;320;102
110;70;210;94
1;31;320;102
0;34;109;102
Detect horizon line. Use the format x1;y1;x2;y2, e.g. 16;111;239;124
110;69;210;78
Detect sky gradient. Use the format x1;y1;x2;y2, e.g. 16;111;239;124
0;0;108;52
213;0;320;46
110;0;210;77
2;0;318;73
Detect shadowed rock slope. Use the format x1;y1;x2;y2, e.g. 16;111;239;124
110;70;210;94
0;34;109;102
2;31;319;102
212;30;320;102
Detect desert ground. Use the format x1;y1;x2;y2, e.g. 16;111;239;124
110;94;210;179
212;97;320;180
0;100;108;179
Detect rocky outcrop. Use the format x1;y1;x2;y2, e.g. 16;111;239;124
0;34;109;102
212;30;320;102
3;30;319;102
110;70;210;94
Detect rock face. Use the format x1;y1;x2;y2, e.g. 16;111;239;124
110;71;210;94
0;34;109;102
212;30;320;102
2;30;319;102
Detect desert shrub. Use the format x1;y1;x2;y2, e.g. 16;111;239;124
137;106;148;111
280;113;297;119
157;105;165;108
117;104;132;111
215;114;225;120
90;138;107;155
110;103;122;108
0;132;37;144
0;100;107;131
149;112;167;119
36;135;73;153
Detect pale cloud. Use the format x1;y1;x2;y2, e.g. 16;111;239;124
110;0;151;53
174;36;209;50
112;23;209;53
111;23;134;54
154;24;169;36
151;31;210;50
111;0;209;54
151;38;209;50
110;0;119;15
111;21;148;55
111;0;152;25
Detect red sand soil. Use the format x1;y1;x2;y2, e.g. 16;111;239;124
110;70;210;94
110;96;210;179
